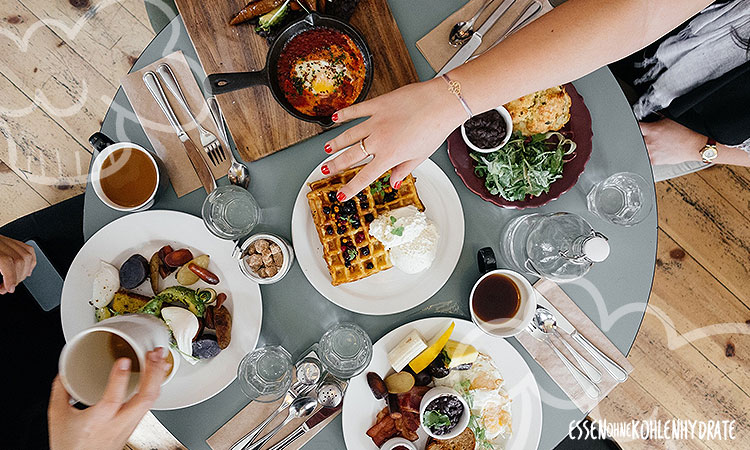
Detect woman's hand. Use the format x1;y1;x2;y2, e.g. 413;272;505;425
0;235;36;294
640;118;707;165
322;78;465;200
48;348;171;450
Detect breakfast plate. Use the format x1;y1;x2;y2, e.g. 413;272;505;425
342;317;542;450
447;83;593;209
291;157;464;315
60;210;262;410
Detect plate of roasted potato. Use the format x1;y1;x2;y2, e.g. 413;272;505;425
61;210;262;409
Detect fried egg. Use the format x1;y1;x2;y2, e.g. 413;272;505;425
434;353;512;448
293;59;348;96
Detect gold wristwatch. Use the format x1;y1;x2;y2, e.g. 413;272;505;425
700;138;718;164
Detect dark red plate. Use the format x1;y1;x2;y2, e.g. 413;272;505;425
447;83;593;209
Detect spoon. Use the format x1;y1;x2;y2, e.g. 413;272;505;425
243;396;317;450
207;96;251;189
449;0;495;47
528;311;599;399
534;308;603;383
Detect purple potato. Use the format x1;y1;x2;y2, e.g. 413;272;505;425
192;337;222;360
119;254;149;289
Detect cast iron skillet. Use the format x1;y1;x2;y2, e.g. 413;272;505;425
204;12;373;127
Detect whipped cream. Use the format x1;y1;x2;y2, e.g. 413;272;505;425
368;205;440;273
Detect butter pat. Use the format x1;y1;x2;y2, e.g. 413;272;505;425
443;340;478;369
387;330;427;372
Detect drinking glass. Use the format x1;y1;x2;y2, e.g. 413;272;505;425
586;172;653;226
237;345;293;402
201;185;260;239
318;322;372;379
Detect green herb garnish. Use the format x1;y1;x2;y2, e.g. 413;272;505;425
470;131;576;202
391;226;404;237
423;410;452;429
346;248;358;261
390;216;397;225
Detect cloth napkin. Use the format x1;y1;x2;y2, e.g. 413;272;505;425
121;51;230;197
206;400;340;450
515;279;634;413
416;0;553;73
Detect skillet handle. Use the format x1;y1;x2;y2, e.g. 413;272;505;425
204;71;266;95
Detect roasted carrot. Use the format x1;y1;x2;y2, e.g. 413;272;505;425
229;0;286;26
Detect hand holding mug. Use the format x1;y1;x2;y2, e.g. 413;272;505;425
48;348;171;450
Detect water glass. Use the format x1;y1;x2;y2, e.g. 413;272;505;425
586;172;652;226
201;185;260;239
318;322;372;379
237;345;293;402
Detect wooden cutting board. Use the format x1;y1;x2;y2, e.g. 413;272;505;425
174;0;418;162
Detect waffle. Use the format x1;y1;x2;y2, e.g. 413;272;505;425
307;167;425;285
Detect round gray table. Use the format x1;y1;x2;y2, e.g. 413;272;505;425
84;2;657;448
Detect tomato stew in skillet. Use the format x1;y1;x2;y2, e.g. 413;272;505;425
277;28;367;117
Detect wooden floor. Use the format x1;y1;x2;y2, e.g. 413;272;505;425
2;2;748;449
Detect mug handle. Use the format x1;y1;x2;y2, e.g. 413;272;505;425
477;247;497;274
89;132;115;152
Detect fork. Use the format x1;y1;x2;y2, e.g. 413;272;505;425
155;63;226;165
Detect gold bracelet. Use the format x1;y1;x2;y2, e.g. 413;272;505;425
442;74;473;120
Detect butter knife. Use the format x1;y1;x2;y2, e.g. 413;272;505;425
143;71;216;194
534;291;629;382
266;405;342;450
468;0;542;62
436;0;518;77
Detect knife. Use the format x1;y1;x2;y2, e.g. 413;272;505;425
436;0;518;77
265;405;342;450
533;290;629;382
467;0;542;62
143;71;216;194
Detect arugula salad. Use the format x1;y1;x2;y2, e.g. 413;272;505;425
470;131;577;202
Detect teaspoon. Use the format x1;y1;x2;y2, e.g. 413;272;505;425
243;396;317;450
449;0;495;47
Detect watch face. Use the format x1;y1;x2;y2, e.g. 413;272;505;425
703;147;718;160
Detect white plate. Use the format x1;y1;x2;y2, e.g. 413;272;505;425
291;158;464;315
342;318;542;450
60;210;262;410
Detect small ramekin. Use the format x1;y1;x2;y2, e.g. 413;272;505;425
381;437;417;450
419;386;470;440
460;106;513;153
237;233;294;284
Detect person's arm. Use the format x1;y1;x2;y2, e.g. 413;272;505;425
323;0;714;200
640;118;750;167
0;235;36;294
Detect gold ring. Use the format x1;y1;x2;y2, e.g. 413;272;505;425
359;139;369;158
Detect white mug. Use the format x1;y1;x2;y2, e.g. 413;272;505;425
89;133;161;212
469;269;536;338
59;314;172;406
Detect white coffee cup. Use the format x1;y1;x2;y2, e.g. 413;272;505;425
469;269;536;338
59;314;171;405
90;140;161;212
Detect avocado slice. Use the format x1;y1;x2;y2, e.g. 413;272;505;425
154;286;205;318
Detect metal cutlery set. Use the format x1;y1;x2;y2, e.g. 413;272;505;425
143;64;251;193
527;294;629;399
231;349;348;450
437;0;544;76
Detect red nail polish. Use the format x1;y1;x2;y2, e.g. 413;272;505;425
336;192;346;201
321;165;330;175
332;113;339;122
324;144;332;154
394;181;402;189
